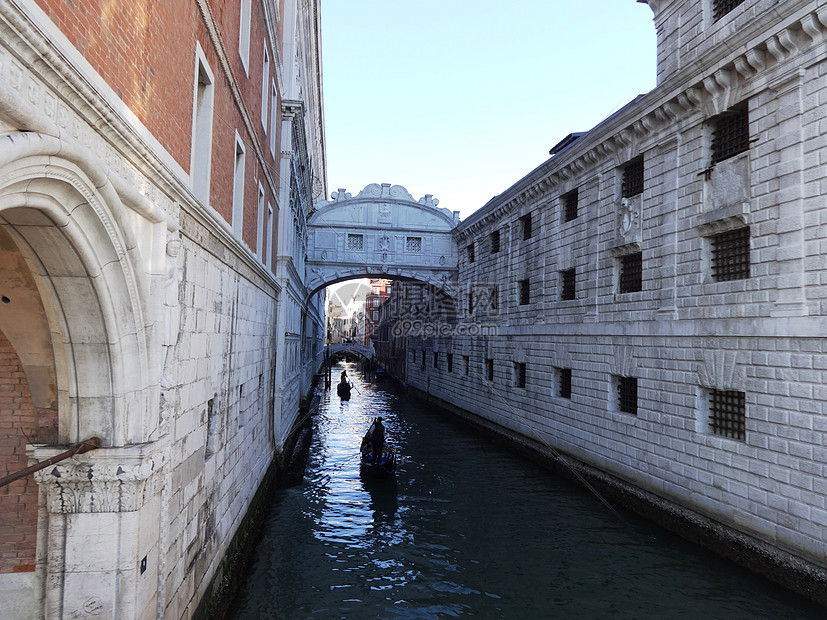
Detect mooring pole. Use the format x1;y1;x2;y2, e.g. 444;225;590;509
0;437;101;488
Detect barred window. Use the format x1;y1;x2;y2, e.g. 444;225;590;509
347;233;364;251
558;367;572;399
622;158;644;198
514;362;526;388
433;351;439;369
713;0;747;21
563;189;579;222
468;291;474;314
521;214;533;240
463;355;470;376
467;243;475;263
406;236;422;252
617;376;638;415
711;104;749;164
709;389;745;440
519;279;530;305
491;230;500;254
561;268;576;301
421;350;426;371
711;227;750;282
619;252;642;293
490;286;498;311
486;358;494;381
447;353;453;373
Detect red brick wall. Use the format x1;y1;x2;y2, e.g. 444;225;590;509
0;330;38;573
35;0;197;172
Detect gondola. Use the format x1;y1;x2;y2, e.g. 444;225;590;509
337;381;351;400
360;418;396;476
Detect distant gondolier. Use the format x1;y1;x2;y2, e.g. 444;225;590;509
371;417;385;464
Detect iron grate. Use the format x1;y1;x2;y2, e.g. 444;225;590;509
709;389;745;440
712;105;749;164
618;376;638;415
564;189;579;222
622;159;644;198
713;0;747;21
619;252;642;293
558;367;572;399
519;279;530;305
515;362;526;388
490;230;500;254
712;227;750;281
522;214;533;240
347;233;364;251
467;243;475;263
561;268;576;300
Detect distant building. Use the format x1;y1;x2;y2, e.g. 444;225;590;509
364;279;392;346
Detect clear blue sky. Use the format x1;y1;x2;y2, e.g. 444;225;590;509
320;1;657;219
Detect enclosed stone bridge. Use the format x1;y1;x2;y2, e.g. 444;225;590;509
325;342;375;359
306;183;460;297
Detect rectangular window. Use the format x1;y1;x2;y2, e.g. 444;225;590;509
192;49;215;205
372;311;379;321
347;234;364;251
463;355;470;376
261;45;270;129
617;376;638;415
421;350;426;371
711;227;750;282
205;398;218;458
256;184;265;261
468;291;474;314
518;279;530;305
447;353;453;373
270;82;278;157
619;252;642;294
713;0;747;21
232;134;246;236
557;367;572;399
490;286;498;312
433;351;439;369
514;362;526;388
373;298;381;307
406;236;422;252
521;214;532;240
563;189;579;222
265;204;274;268
486;358;494;382
711;104;750;164
561;268;576;301
467;243;475;263
709;389;746;440
238;0;252;73
490;230;500;254
622;158;644;198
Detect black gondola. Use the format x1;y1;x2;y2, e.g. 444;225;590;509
337;381;351;400
360;418;396;476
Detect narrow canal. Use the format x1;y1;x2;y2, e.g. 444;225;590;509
228;363;824;619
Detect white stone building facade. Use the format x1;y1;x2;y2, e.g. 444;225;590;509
396;0;827;596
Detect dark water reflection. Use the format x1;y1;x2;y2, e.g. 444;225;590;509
229;363;825;619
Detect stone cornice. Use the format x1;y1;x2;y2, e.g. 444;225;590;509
457;2;827;238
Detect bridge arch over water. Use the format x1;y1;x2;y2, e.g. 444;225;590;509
306;183;460;298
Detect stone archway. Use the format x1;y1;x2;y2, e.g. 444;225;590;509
0;136;168;619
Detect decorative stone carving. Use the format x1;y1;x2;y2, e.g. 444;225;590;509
616;196;641;244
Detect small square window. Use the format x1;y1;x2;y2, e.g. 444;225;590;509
406;236;422;252
347;234;364;251
711;104;749;164
622;158;644;198
563;189;579;222
521;214;533;240
467;243;475;263
518;279;530;305
617;376;638;415
558;368;572;399
491;230;500;254
561;268;576;301
514;362;526;388
486;358;494;382
708;389;746;440
711;227;750;282
619;252;642;293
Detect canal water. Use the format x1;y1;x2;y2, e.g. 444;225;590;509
229;363;824;619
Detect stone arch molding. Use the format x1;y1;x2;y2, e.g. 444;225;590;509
306;183;460;297
0;136;163;447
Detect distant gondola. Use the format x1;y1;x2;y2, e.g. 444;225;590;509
360;418;396;476
337;381;351;400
